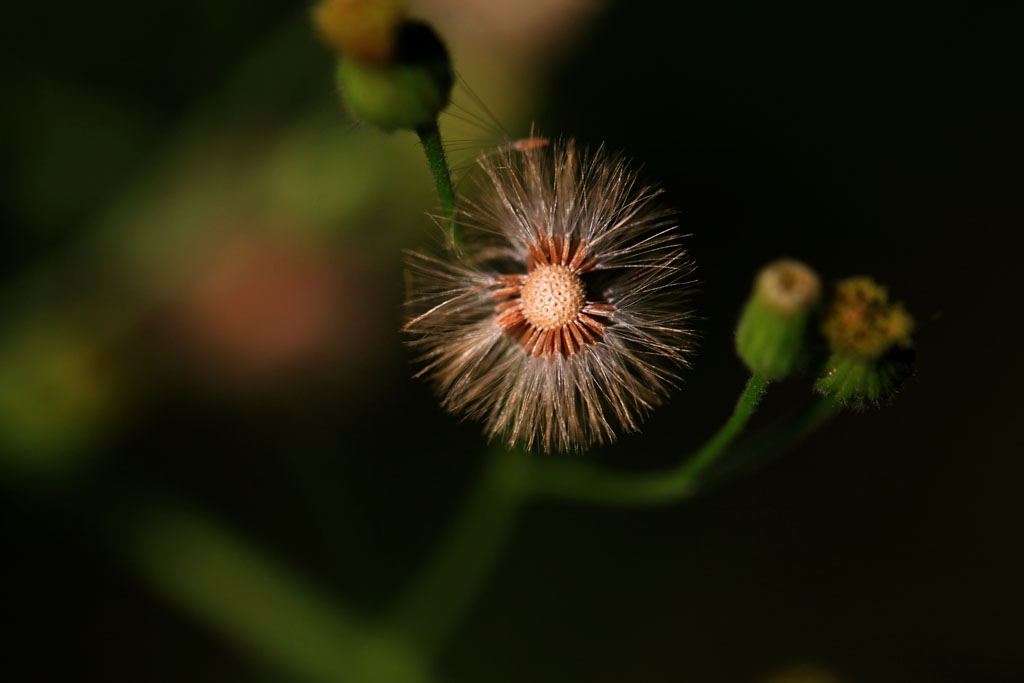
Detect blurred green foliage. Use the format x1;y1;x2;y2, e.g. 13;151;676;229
2;1;1022;682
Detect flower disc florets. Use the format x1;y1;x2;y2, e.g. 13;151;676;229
519;264;585;331
404;140;695;452
822;277;913;359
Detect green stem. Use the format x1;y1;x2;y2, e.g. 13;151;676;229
128;505;428;683
750;394;838;458
388;377;840;657
528;375;770;505
390;447;531;656
416;120;461;248
706;394;839;488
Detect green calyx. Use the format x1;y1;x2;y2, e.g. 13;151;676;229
737;295;811;379
736;259;821;380
337;21;453;133
816;349;914;405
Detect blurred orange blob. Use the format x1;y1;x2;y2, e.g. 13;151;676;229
171;231;388;388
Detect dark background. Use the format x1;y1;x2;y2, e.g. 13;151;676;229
3;1;1022;681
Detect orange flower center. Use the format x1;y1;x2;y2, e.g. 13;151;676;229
520;265;586;330
491;235;613;358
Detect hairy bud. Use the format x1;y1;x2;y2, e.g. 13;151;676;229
816;276;915;404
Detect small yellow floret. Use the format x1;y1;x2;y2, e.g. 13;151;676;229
823;276;914;358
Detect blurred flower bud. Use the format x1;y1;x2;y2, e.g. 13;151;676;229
816;276;915;404
334;21;454;132
736;259;821;379
313;0;406;65
762;661;843;683
0;324;114;473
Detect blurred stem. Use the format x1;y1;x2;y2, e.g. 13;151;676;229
129;506;430;683
528;375;770;505
390;447;531;656
781;395;839;444
416;120;462;248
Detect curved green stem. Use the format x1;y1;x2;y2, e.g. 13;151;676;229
528;375;770;505
388;375;847;658
705;394;839;489
389;447;531;656
416;120;462;248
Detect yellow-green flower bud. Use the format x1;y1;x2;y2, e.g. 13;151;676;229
336;21;453;133
736;259;821;379
313;0;405;65
816;276;915;404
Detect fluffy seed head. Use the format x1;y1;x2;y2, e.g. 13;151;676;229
404;139;696;452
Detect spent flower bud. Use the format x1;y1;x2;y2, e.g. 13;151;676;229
736;259;821;379
816;276;914;404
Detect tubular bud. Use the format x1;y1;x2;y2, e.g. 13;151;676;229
736;259;821;379
816;276;915;404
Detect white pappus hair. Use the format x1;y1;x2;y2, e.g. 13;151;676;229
404;138;696;452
